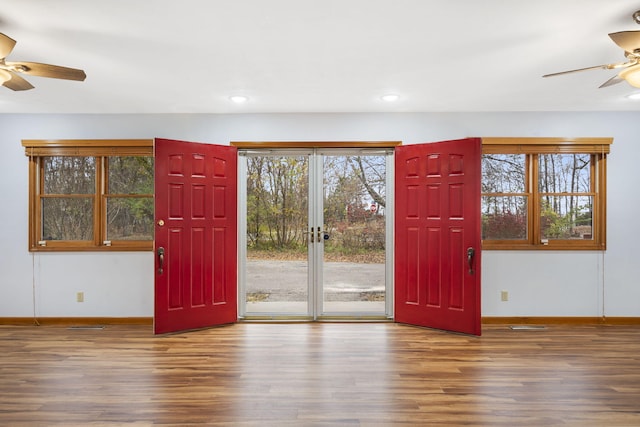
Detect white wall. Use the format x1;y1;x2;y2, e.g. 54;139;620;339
1;112;638;318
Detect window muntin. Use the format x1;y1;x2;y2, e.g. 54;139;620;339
481;138;610;250
23;139;154;251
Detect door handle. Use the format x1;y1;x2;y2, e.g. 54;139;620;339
309;227;329;243
467;247;475;275
157;247;165;275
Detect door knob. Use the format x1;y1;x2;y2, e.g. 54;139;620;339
467;247;475;275
157;247;165;275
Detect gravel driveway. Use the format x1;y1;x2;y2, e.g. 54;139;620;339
246;259;385;301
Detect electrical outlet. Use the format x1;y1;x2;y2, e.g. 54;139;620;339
501;291;509;302
77;292;84;303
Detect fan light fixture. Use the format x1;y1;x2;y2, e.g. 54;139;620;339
633;10;640;25
229;95;248;103
0;32;86;91
619;65;640;88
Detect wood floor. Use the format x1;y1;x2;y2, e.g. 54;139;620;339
1;322;639;426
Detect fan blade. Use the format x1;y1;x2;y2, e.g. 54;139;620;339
2;71;34;91
599;74;624;88
609;31;640;53
6;61;86;81
0;32;16;59
543;64;612;78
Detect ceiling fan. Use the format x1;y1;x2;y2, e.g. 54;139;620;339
0;32;86;91
543;30;640;88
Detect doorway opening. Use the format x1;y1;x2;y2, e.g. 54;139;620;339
238;149;394;320
154;138;480;335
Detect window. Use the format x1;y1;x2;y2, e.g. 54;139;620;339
23;139;154;251
481;137;611;250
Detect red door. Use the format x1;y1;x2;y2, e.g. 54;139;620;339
154;138;237;334
395;138;481;335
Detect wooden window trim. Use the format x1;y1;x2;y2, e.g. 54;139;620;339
22;139;153;155
482;137;611;154
231;141;401;149
22;138;608;252
22;139;154;252
482;137;610;251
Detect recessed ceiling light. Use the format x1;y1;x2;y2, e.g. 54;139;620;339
626;92;640;100
381;94;400;102
229;95;248;103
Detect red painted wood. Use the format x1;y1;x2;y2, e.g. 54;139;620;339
154;138;237;334
395;138;481;335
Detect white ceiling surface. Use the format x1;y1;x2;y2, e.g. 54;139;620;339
1;0;640;114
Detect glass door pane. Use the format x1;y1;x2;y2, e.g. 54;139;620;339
320;154;387;315
243;154;311;316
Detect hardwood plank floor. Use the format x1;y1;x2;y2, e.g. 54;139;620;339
1;323;639;426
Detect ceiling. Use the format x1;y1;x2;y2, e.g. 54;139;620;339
2;0;640;114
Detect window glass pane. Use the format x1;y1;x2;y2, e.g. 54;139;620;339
482;196;527;239
538;154;591;193
482;154;525;193
541;195;593;240
108;156;154;194
44;157;95;194
106;197;154;240
42;198;93;240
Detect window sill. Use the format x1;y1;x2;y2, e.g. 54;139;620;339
29;243;153;252
482;241;606;251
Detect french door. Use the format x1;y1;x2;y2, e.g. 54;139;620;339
239;149;393;320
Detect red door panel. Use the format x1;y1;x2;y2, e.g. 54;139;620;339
154;138;237;334
395;138;481;336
